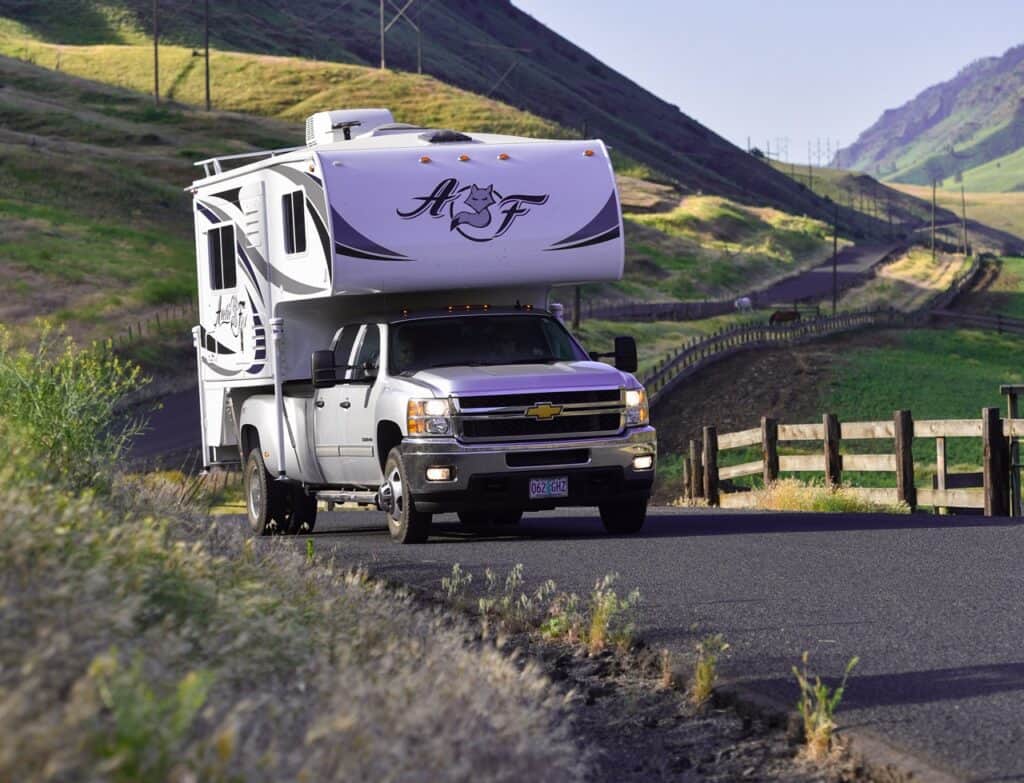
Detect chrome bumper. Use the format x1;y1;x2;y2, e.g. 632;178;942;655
401;426;656;501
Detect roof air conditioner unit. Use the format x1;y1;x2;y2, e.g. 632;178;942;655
305;109;395;147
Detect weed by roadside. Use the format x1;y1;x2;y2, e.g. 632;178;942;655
793;652;860;761
440;564;641;655
689;633;730;708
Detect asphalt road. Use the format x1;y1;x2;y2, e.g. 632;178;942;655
754;242;899;306
243;506;1024;782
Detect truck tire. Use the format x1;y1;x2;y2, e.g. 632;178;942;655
245;447;286;535
598;499;647;535
382;448;431;544
284;486;317;535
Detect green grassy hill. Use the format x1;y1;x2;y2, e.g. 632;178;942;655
838;43;1024;191
0;40;856;348
0;0;872;228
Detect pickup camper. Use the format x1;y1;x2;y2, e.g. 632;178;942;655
189;108;656;543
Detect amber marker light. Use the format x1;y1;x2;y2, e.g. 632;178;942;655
497;152;510;160
458;154;471;162
583;149;595;157
419;155;432;164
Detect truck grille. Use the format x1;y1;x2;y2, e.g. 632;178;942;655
455;389;624;442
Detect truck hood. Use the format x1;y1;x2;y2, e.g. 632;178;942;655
409;361;632;397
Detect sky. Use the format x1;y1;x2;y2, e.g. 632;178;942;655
512;0;1022;164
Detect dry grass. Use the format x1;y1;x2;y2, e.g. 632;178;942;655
894;184;1024;241
840;247;969;312
0;336;588;783
743;478;910;514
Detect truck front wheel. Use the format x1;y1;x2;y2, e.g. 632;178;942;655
598;499;647;535
382;448;432;544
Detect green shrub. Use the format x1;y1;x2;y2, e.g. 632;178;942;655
0;324;145;490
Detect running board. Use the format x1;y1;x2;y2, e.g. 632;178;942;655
316;490;380;507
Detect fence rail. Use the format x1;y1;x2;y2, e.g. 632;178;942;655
931;309;1024;335
684;408;1015;517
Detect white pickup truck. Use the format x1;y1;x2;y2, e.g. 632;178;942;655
189;108;656;542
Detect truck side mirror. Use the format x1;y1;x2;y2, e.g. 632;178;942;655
311;350;337;388
614;336;638;373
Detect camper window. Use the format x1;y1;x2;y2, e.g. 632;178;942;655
208;225;236;290
283;191;307;254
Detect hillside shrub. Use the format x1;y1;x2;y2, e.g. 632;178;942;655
0;324;144;490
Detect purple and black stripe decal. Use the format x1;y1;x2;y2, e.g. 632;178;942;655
199;326;237;356
331;206;409;262
196;203;219;223
235;243;265;304
546;192;621;251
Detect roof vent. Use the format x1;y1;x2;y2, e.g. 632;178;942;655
305;108;395;147
419;129;473;144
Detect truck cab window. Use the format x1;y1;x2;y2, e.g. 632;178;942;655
389;314;586;375
351;324;381;381
283;191;307;254
208;225;236;290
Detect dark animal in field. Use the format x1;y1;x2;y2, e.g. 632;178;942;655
769;309;801;324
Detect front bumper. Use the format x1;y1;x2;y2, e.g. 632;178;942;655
401;426;656;513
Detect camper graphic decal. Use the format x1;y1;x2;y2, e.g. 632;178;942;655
397;178;549;242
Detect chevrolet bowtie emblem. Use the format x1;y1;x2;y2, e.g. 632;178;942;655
525;402;563;421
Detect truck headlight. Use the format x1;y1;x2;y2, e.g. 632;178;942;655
408;398;452;436
624;388;649;427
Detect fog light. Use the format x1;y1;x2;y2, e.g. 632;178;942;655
426;466;453;482
632;454;654;471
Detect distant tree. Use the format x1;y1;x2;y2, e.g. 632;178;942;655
750;147;766;159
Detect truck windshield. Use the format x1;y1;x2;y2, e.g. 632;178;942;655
389;314;587;375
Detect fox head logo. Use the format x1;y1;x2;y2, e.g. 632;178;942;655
451;184;497;230
398;178;549;242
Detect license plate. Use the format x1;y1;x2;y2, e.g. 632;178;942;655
529;476;569;499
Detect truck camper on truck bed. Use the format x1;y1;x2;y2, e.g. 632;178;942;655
189;108;656;543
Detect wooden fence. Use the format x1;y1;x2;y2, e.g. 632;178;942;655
112;299;197;347
931;309;1024;336
683;409;1016;517
642;254;983;407
643;309;905;406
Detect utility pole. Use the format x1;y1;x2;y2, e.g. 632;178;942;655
832;202;839;316
961;182;969;255
380;0;385;68
204;0;210;110
152;0;159;105
807;141;813;192
573;285;581;330
931;180;937;262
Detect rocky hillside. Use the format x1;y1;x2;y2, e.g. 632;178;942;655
0;0;862;226
838;44;1024;191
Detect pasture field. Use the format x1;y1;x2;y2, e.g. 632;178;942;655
893;184;1024;241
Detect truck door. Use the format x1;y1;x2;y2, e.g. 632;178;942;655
342;324;383;486
313;324;359;484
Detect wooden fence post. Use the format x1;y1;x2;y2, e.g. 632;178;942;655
935;436;948;515
689;439;703;499
703;426;719;506
823;413;842;487
983;406;1010;517
894;409;917;511
681;456;691;501
761;416;779;486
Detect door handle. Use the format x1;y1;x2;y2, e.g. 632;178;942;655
340;401;352;409
315;400;325;408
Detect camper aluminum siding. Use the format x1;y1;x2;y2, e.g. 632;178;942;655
190;131;625;459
